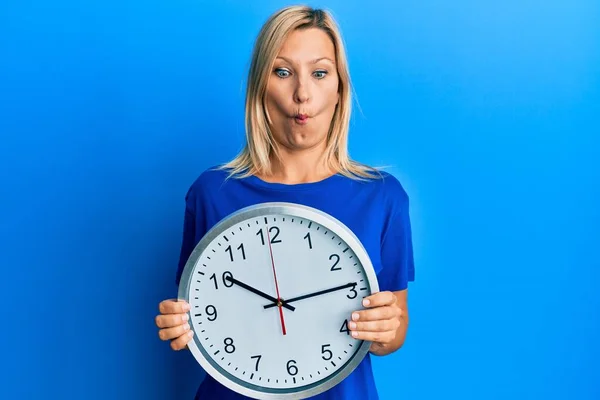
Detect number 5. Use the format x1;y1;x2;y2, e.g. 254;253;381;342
321;344;333;360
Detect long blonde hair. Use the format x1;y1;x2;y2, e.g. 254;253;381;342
219;5;381;180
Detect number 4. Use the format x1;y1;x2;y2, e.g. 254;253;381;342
339;320;350;335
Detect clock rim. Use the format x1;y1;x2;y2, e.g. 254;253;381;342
177;201;379;399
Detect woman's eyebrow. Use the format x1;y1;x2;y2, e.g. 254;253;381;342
276;56;335;65
311;57;335;64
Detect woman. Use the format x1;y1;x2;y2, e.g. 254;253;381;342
155;5;415;399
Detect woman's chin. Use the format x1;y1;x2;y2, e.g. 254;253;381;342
278;133;326;152
269;122;327;150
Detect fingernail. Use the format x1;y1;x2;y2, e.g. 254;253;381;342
352;331;359;338
184;303;191;311
182;314;189;322
184;323;190;331
352;313;359;321
349;322;357;329
188;330;194;337
362;299;370;307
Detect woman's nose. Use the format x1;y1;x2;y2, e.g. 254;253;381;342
294;76;310;103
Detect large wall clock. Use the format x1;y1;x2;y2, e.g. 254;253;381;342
178;202;379;399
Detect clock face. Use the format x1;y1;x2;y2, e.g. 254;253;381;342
178;202;379;399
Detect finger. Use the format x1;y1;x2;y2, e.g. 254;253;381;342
155;312;189;329
349;318;400;333
171;330;194;351
352;306;400;322
362;291;396;308
158;322;191;341
159;299;191;315
349;329;395;343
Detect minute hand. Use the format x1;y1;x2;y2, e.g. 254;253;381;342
263;282;357;309
225;276;296;311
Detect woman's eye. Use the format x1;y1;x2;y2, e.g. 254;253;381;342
313;70;328;79
275;68;290;78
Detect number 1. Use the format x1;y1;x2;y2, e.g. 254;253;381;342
304;232;312;249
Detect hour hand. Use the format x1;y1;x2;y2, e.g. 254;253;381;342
225;276;296;312
263;282;357;309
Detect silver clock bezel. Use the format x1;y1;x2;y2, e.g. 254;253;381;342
178;202;379;399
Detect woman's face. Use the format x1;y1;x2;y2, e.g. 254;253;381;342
265;27;340;153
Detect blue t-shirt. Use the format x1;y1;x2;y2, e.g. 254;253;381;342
175;166;415;400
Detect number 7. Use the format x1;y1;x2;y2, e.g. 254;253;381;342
251;355;262;371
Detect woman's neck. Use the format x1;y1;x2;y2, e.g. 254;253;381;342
259;145;334;185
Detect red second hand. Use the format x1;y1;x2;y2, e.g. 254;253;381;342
266;227;286;335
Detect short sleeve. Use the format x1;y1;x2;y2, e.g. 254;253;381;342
377;188;415;292
174;185;204;286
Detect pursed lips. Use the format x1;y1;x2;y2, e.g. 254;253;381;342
294;113;309;124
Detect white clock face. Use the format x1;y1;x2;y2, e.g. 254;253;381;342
178;203;378;399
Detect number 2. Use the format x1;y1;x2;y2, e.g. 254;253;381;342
330;254;341;271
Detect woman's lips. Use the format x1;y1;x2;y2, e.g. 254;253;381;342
294;114;309;125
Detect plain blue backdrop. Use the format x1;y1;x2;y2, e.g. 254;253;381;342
1;0;598;399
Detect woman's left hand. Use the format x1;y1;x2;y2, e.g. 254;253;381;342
348;291;404;353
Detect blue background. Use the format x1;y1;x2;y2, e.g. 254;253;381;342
1;0;598;399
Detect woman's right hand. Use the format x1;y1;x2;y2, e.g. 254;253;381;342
155;299;193;350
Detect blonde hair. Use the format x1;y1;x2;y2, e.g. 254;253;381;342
219;5;381;180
